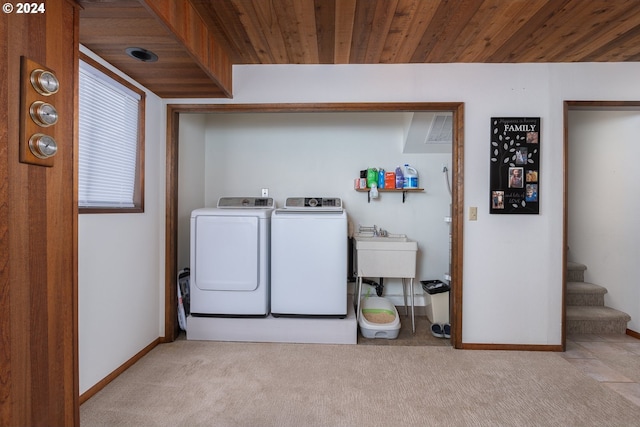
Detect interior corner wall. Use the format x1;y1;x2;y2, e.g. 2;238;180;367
78;46;165;395
177;114;207;271
568;110;640;332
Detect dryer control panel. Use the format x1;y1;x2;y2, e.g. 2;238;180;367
217;197;274;208
284;197;342;210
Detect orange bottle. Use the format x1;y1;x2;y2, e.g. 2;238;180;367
384;171;396;189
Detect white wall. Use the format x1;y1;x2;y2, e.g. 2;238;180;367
78;46;165;394
78;59;640;395
568;110;640;332
177;114;207;271
167;62;640;345
179;112;452;303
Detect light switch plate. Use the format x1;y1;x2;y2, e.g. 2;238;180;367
469;206;478;221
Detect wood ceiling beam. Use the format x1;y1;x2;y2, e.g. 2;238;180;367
140;0;233;97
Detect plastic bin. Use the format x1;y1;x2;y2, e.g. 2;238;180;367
358;296;401;339
421;280;450;324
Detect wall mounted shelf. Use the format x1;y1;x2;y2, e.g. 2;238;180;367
356;188;424;203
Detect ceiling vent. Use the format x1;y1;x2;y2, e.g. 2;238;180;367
402;112;453;153
426;114;453;143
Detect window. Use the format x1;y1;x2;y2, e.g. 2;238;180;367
78;53;145;213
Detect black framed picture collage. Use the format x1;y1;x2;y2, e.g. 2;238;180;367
490;117;540;215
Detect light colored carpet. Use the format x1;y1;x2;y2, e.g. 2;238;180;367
81;340;640;426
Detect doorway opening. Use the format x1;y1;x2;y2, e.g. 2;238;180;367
564;101;640;347
163;102;465;348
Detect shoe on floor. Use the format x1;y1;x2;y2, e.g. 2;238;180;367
443;323;451;339
430;323;444;338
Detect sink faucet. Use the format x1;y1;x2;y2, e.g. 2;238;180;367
372;225;388;237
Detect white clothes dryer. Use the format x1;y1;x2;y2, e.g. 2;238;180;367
190;197;274;316
271;197;347;317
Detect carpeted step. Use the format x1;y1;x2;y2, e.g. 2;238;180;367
566;281;606;307
566;306;631;334
567;262;587;282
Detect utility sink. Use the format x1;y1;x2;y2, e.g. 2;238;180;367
354;235;408;243
354;233;419;333
354;235;417;278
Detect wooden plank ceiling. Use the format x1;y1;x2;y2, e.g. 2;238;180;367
78;0;640;98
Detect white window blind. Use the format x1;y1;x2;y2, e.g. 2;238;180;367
78;60;141;208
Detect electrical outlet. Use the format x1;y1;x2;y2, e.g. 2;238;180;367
261;188;269;197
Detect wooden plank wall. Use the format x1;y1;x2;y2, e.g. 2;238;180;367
0;1;80;425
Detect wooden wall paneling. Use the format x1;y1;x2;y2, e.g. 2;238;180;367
0;9;9;424
1;0;80;425
6;11;39;424
189;0;256;64
140;0;233;97
79;0;229;98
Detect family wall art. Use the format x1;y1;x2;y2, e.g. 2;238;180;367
490;117;540;215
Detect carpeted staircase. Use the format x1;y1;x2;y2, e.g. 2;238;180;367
567;262;631;334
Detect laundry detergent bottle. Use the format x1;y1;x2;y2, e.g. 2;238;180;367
395;166;404;189
377;168;385;189
403;164;418;188
367;168;378;188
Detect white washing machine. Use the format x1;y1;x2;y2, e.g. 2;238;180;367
190;197;274;316
271;197;347;317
